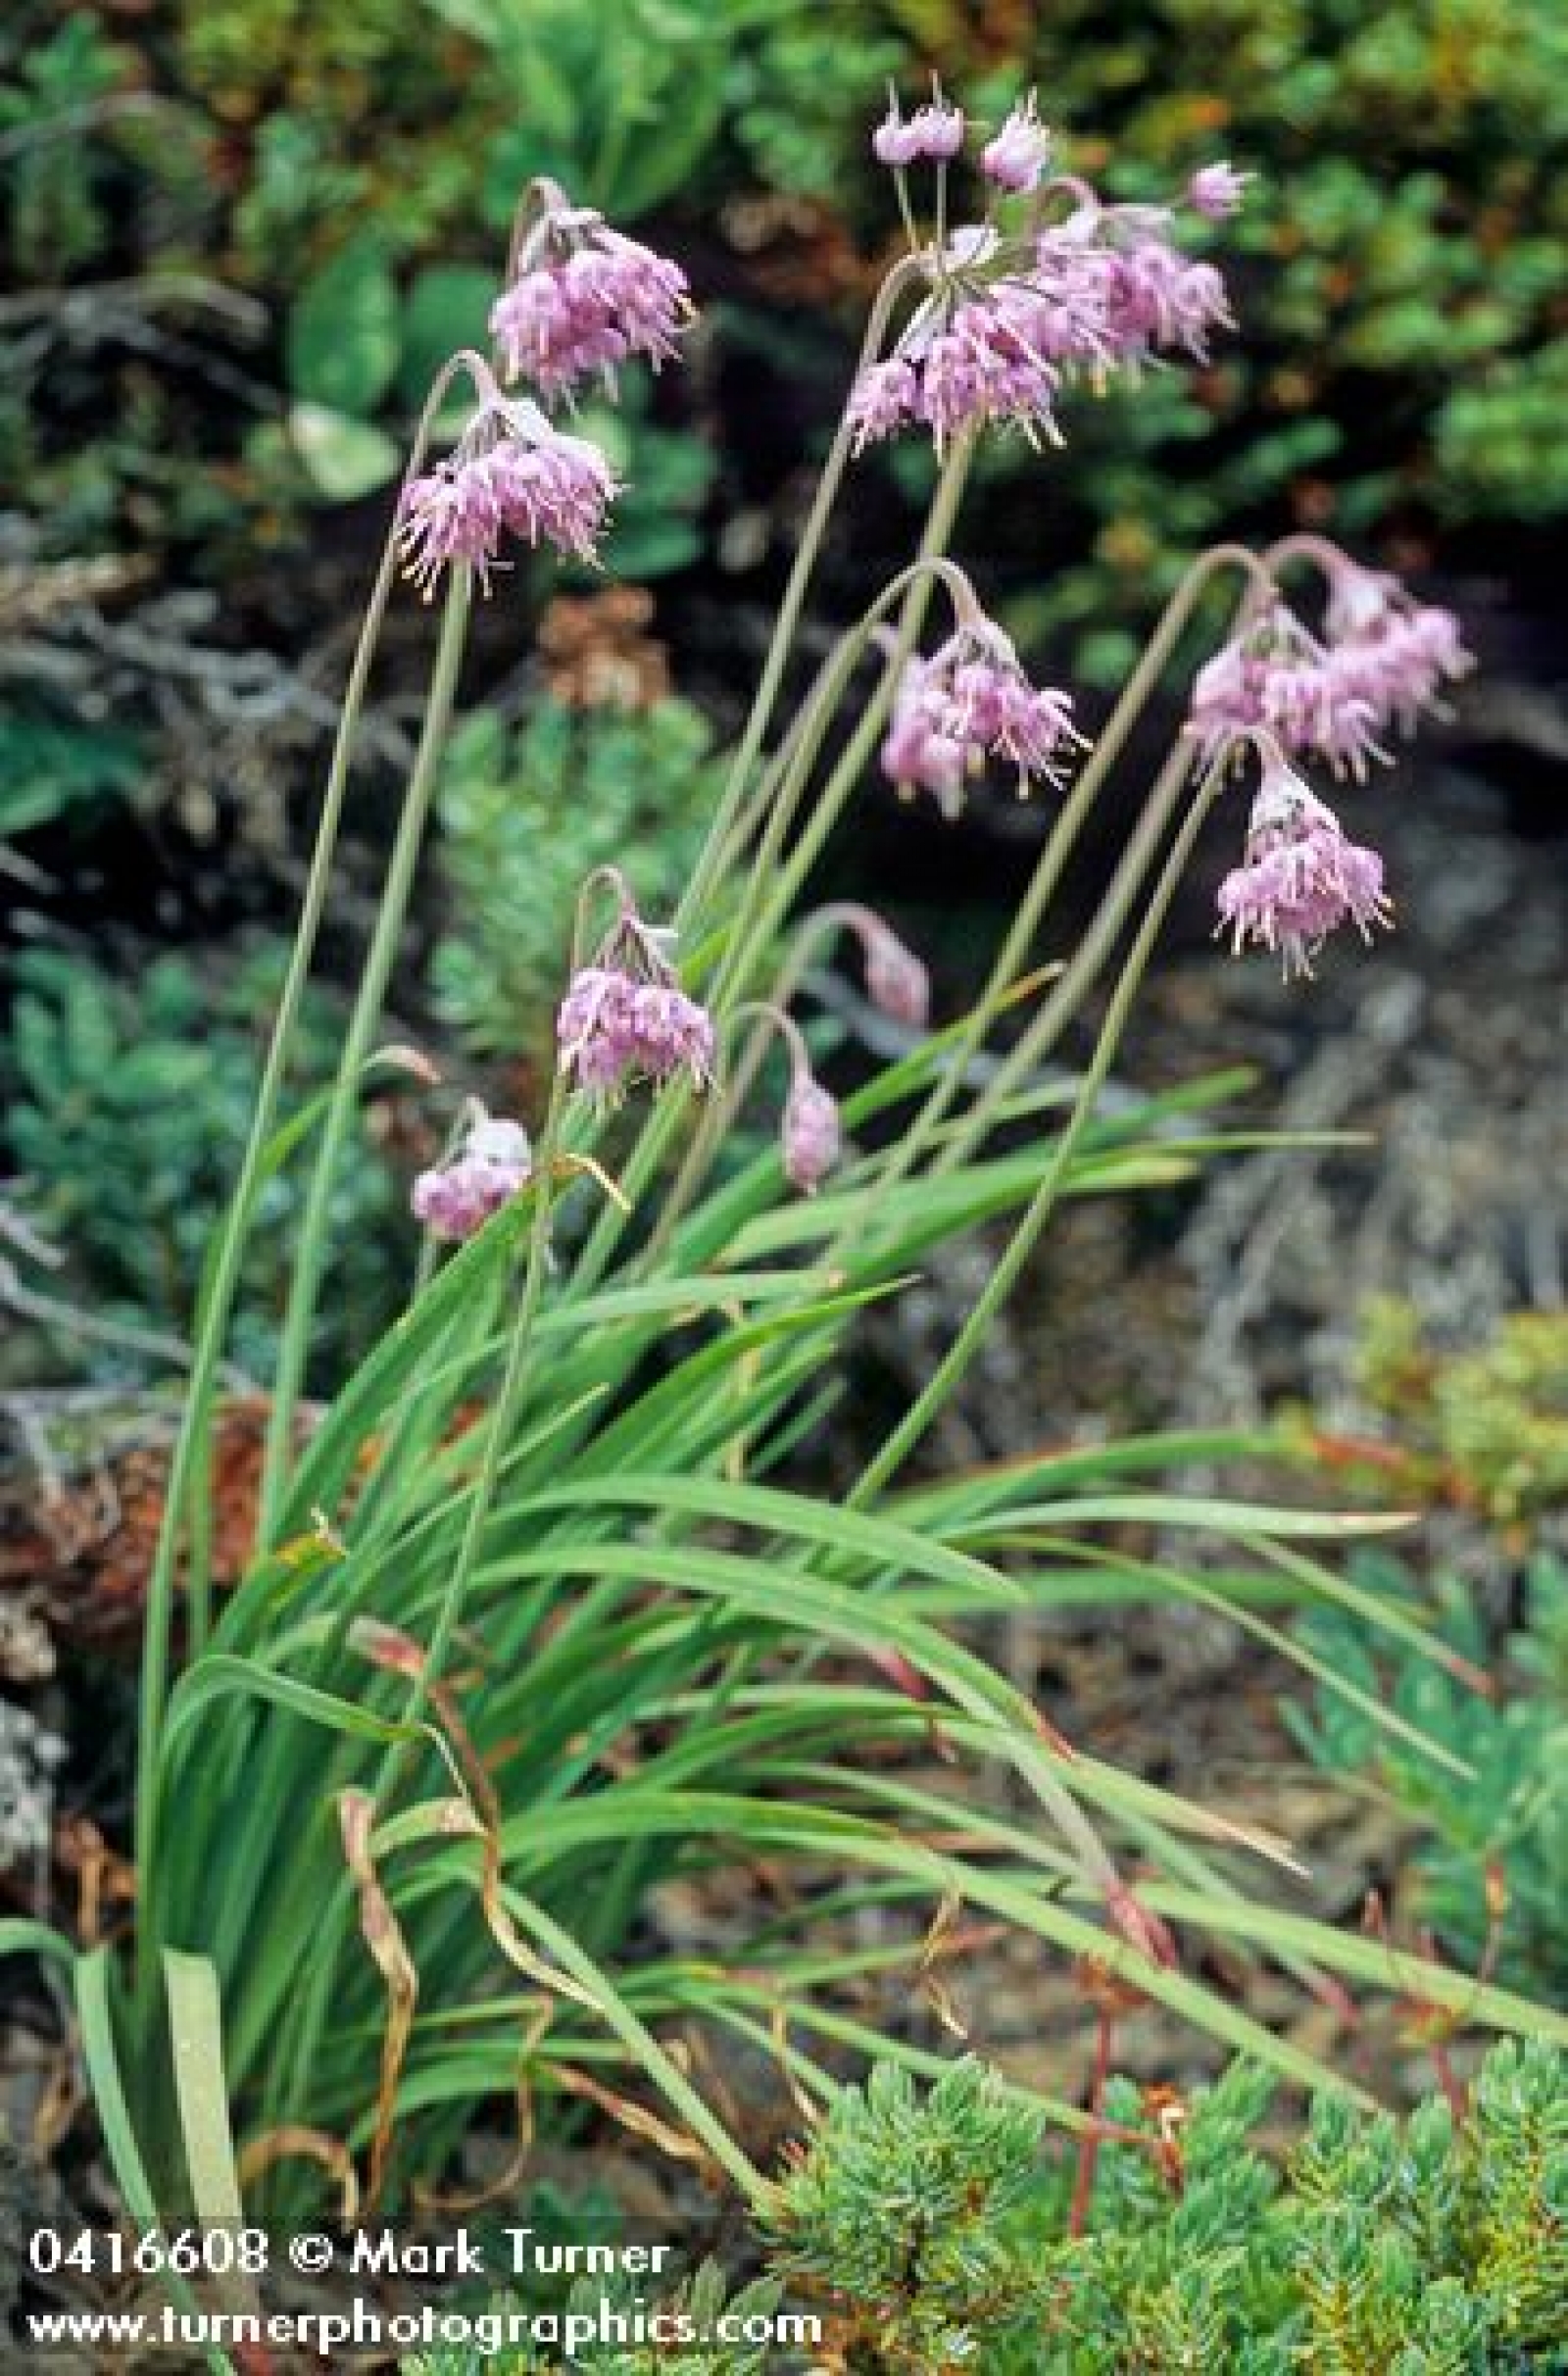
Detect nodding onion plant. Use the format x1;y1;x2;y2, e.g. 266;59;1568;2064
7;90;1552;2281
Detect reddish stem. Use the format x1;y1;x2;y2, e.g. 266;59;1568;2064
1067;2006;1116;2238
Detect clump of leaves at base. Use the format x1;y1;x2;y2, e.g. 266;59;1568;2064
766;2059;1052;2370
767;2041;1568;2374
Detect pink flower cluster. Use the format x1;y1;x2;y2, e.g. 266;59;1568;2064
1215;745;1393;980
873;87;1051;193
851;279;1069;452
1190;565;1472;779
850;105;1240;455
881;623;1088;816
872;87;965;166
490;196;690;402
398;386;616;595
781;1074;843;1195
1189;601;1387;781
411;1113;532;1242
1322;563;1474;735
557;893;714;1102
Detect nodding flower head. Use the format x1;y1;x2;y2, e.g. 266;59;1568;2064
398;368;618;595
490;188;691;402
851;242;1066;454
1319;559;1473;737
1188;160;1251;221
1188;599;1388;782
1215;742;1393;981
556;889;714;1103
847;357;923;450
781;1072;843;1196
411;1110;533;1242
981;93;1050;194
882;621;1088;815
872;85;966;167
1098;235;1234;364
849;152;1238;455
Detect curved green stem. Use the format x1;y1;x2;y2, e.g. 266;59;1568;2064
679;256;923;930
568;447;972;1301
132;528;409;1976
707;551;977;1017
849;543;1271;1228
846;767;1225;1510
932;741;1192;1178
257;573;473;1549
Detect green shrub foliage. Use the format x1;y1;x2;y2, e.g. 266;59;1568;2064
768;2042;1568;2374
0;946;405;1379
4;0;1564;617
429;695;719;1060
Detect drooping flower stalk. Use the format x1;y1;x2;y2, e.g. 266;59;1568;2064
575;453;974;1301
259;292;641;1540
921;549;1443;1191
845;546;1276;1230
723;1004;843;1195
644;905;928;1264
837;906;933;1029
131;356;493;1957
583;549;976;1232
705;557;985;1021
695;439;977;916
257;571;475;1547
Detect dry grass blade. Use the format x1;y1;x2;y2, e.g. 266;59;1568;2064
338;1789;418;2209
235;2126;361;2219
553;2061;720;2175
